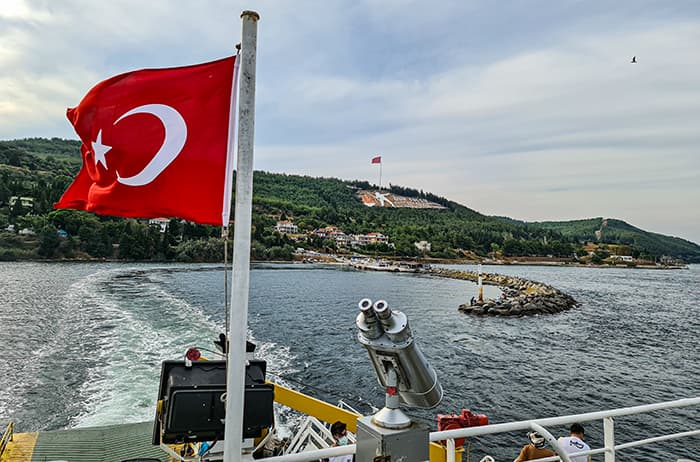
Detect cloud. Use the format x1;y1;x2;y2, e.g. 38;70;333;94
254;17;700;242
0;1;698;243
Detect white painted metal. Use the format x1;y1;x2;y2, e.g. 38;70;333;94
261;444;356;462
446;438;456;462
529;422;571;462
224;10;259;462
615;429;700;450
427;397;699;462
371;366;412;429
477;263;483;302
284;415;333;455
604;416;615;462
430;396;700;441
257;396;698;462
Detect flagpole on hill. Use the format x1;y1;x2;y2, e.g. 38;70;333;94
372;155;382;190
224;10;259;462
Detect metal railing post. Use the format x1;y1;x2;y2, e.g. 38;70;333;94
604;416;615;462
530;422;571;462
0;421;14;458
446;438;456;462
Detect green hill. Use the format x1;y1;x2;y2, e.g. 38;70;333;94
1;138;698;263
530;218;700;263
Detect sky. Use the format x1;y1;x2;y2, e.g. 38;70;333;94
1;0;699;244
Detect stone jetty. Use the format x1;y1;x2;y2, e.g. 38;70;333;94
429;268;578;316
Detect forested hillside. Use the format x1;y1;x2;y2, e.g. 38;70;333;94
530;218;700;263
1;138;698;263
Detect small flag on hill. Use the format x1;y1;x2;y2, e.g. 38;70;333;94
371;156;381;164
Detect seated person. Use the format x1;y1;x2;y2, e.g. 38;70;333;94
515;431;555;461
558;423;591;462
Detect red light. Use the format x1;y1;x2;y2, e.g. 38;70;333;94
186;348;201;361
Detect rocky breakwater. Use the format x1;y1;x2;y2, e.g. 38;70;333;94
429;268;578;316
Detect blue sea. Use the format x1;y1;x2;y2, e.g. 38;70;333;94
0;262;697;461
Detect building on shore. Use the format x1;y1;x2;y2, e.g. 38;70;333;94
414;240;431;252
148;218;171;233
355;232;389;246
275;220;298;234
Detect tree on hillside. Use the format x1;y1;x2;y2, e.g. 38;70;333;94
38;224;59;257
0;178;10;205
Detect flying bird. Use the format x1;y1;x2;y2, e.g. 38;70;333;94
631;56;637;63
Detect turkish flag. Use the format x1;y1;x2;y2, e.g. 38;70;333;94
371;156;381;164
55;55;238;226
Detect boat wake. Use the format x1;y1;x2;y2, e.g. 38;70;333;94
25;265;300;431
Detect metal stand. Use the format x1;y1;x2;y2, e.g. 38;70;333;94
371;368;411;430
356;416;429;462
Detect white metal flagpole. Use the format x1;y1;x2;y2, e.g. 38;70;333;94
224;10;259;462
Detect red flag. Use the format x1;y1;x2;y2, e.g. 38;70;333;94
371;156;381;164
55;56;238;226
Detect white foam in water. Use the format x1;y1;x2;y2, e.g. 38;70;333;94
252;335;302;438
62;268;156;426
67;267;221;427
63;265;301;432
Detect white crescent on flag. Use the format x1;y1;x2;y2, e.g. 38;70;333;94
113;104;188;187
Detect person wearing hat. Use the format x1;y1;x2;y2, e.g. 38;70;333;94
515;431;555;461
558;423;591;462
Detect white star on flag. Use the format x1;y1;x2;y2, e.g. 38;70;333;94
92;129;112;169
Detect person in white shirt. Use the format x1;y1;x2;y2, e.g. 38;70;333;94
558;423;591;462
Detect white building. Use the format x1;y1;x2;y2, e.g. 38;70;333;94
276;220;298;234
329;230;351;247
311;226;341;239
355;232;389;246
414;241;431;252
9;196;34;208
149;218;171;233
610;255;634;262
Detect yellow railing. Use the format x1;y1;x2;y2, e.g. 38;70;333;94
0;421;13;459
272;382;361;433
272;383;457;462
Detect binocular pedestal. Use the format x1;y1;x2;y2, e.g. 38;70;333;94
371;368;411;429
359;368;428;461
356;416;429;462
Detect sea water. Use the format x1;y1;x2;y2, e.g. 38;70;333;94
0;261;698;460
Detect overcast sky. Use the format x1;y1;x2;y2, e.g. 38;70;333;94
1;0;699;244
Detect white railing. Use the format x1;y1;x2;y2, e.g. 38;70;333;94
282;413;357;456
431;396;700;462
283;415;334;455
257;396;699;462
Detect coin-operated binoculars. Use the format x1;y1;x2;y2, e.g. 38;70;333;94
355;298;443;461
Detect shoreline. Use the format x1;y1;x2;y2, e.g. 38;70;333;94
448;260;689;270
0;255;691;270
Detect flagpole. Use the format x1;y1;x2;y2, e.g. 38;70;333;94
379;161;382;190
224;10;259;462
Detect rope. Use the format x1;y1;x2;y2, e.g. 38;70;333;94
266;371;378;414
222;226;230;337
